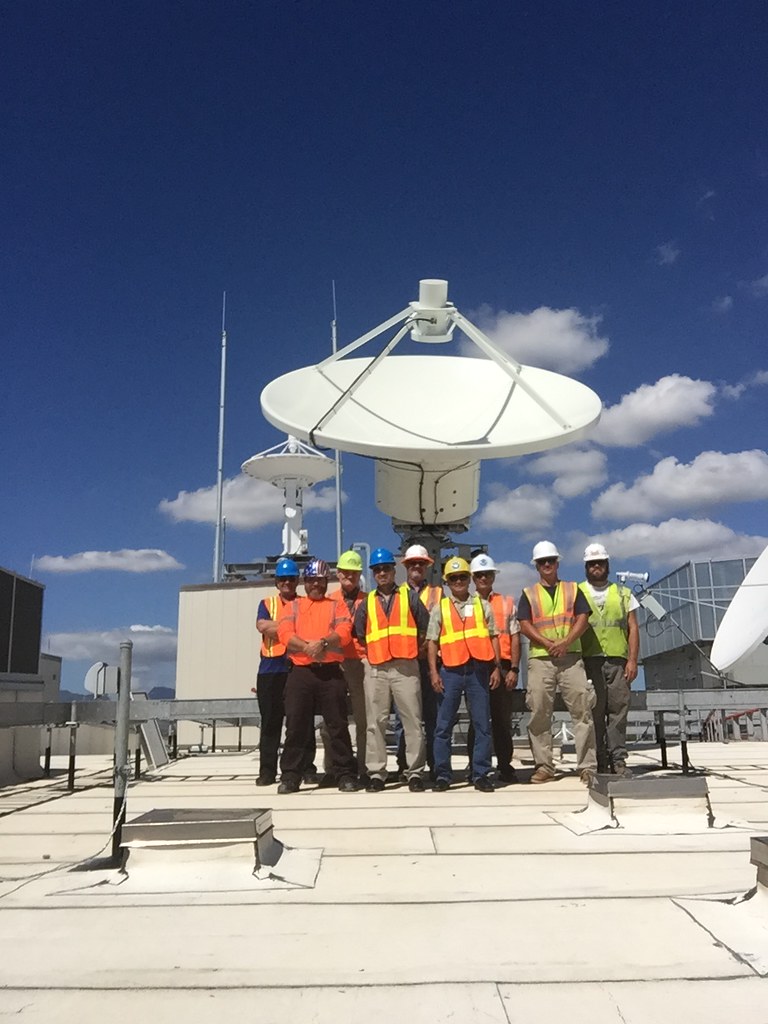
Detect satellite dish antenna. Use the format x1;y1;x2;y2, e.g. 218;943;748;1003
241;435;336;556
83;661;118;696
261;279;601;537
710;545;768;672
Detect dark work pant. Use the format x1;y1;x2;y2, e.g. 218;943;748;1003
256;672;316;778
280;664;356;784
467;680;515;772
397;660;436;772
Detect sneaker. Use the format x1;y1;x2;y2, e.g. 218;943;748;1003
366;777;385;792
302;770;321;785
277;780;299;794
255;774;276;787
580;769;595;787
474;775;495;793
434;778;450;792
530;766;556;784
408;776;425;792
338;777;359;793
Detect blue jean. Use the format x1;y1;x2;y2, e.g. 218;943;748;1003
434;659;492;782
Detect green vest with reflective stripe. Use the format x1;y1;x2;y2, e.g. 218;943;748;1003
578;583;631;658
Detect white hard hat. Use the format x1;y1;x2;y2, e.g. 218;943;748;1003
470;553;497;574
402;544;434;565
531;540;560;565
583;542;609;562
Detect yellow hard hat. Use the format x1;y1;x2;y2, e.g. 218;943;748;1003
443;556;471;580
336;550;363;572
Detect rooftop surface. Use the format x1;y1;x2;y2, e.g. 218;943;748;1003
2;743;767;1023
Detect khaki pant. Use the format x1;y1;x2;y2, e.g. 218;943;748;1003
526;654;597;772
364;658;425;781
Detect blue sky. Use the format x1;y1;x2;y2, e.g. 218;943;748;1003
3;1;767;691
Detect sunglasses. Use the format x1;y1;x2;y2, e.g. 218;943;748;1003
407;561;429;568
372;564;395;573
535;558;558;566
473;570;494;578
447;573;470;582
586;560;608;567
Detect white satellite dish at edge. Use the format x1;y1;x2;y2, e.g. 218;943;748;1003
710;544;768;672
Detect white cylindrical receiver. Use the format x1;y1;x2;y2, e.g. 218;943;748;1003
418;279;448;308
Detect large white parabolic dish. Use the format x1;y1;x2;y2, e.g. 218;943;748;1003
710;545;768;672
261;356;601;467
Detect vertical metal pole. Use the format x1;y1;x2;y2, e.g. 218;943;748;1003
655;712;668;769
213;293;227;583
331;281;343;558
170;725;178;759
211;720;217;752
237;719;243;752
678;692;689;774
112;640;133;864
134;742;141;780
43;727;52;777
67;705;77;791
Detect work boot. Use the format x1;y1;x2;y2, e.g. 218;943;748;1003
530;766;556;784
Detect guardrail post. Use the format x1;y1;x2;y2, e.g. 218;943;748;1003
111;640;133;865
66;703;78;791
43;726;52;777
211;719;217;752
655;712;668;768
237;718;243;752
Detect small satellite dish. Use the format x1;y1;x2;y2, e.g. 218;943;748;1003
710;545;768;671
83;662;119;696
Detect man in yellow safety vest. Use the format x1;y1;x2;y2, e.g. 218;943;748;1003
517;541;597;786
579;542;639;778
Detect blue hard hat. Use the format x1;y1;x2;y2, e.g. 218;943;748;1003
369;546;396;568
303;558;330;578
275;557;299;578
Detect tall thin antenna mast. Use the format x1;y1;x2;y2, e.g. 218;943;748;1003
213;292;227;582
331;281;343;558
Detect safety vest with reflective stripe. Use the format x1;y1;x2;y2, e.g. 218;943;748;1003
438;596;494;666
524;581;581;658
260;594;288;658
418;584;443;612
365;585;419;664
488;592;516;661
578;583;631;659
335;590;366;660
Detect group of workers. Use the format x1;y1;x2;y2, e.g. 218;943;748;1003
254;539;639;794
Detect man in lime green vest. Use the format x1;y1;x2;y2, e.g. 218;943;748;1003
518;541;597;786
579;543;639;778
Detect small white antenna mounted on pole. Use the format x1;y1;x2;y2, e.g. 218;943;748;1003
213;292;227;582
331;281;343;558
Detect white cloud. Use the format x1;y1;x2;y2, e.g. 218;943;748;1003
592;450;768;522
33;549;183;573
712;295;733;313
492;560;538;599
656;241;681;266
160;474;338;530
591;374;717;447
526;447;608;498
44;625;178;686
473;306;609;373
752;370;768;385
476;484;560;534
570;519;768;570
746;272;768;298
